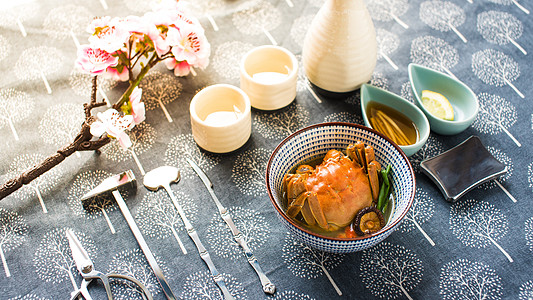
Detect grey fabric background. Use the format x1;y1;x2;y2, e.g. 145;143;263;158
0;0;532;299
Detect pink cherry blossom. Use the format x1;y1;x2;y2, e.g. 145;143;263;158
90;109;134;149
129;87;145;124
104;66;129;82
76;45;119;75
167;23;210;69
88;17;129;53
165;58;191;76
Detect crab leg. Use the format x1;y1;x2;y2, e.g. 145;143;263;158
287;191;311;217
301;201;317;226
367;161;381;202
306;192;328;229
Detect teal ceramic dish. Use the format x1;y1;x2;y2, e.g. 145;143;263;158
360;84;430;157
408;63;479;135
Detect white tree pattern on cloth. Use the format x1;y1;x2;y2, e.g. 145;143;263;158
33;228;96;290
478;146;516;202
409;135;444;173
487;0;530;15
6;153;62;214
400;81;415;103
188;0;226;31
450;198;513;262
9;294;48;300
477;11;526;55
324;112;364;124
0;88;34;141
138;71;182;123
360;242;423;299
69;68;117;106
420;1;467;43
136;189;198;255
0;35;11;62
0;208;28;278
67;170;122;234
206;207;269;260
367;0;410;29
472;49;523;98
231;148;270;197
43;5;93;48
290;15;315;48
398;188;436;246
267;290;316;300
165;133;221;179
179;271;247;299
122;0;158;12
471;93;520;147
38;103;85;157
107;248;167;300
0;2;39;37
376;28;400;70
254;103;310;139
101;122;156;175
283;233;345;295
14;46;63;94
232;0;282;45
525;217;533;253
519;280;533;300
211;41;254;81
410;35;459;80
440;259;502;300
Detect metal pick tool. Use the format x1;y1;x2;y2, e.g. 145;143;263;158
187;158;276;295
80;170;177;300
143;166;235;300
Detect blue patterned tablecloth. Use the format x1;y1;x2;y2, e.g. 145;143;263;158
0;0;532;299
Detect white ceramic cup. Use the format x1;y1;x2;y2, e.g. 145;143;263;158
240;45;298;110
189;84;251;153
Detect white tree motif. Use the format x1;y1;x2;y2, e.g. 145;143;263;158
14;46;63;94
440;259;502;300
164;133;221;179
519;280;533;300
410;35;459;80
398;188;435;246
376;28;400;70
38;103;85;158
69;68;117;106
231;148;270;197
478;146;516;202
487;0;530;15
205;207;270;260
136;189;198;255
420;1;467;43
6;154;62;214
409;135;444;173
0;35;11;62
179;271;247;300
360;242;423;299
0;1;39;37
525;217;533;253
344;72;390;106
107;248;167;300
471;93;520;147
9;294;48;300
324;111;364;124
400;81;415;103
268;290;316;300
101;122;156;175
367;0;409;29
290;15;315;48
283;233;345;295
232;0;282;45
254;103;310;140
450;199;513;262
43;5;93;49
33;228;96;290
67;170;121;234
478;11;526;55
472;49;523;98
211;41;254;81
0;88;34;141
0;208;28;278
188;0;226;31
138;71;182;123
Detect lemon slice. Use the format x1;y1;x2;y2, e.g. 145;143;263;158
421;90;454;121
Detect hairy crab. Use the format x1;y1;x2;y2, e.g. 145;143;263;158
283;142;381;231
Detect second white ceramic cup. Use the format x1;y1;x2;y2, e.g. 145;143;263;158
189;84;251;153
240;45;298;110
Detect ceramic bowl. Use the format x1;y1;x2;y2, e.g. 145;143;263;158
408;63;479;135
266;122;415;253
360;84;430;157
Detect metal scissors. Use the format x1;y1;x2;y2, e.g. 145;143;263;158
66;229;153;300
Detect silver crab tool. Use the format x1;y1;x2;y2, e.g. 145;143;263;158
80;170;177;300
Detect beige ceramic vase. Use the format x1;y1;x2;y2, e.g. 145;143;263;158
302;0;377;93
